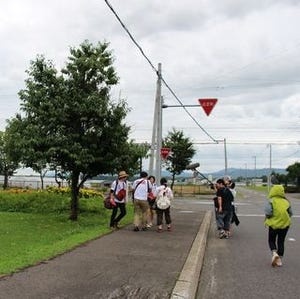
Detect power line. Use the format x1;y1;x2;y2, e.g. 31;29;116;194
104;0;217;143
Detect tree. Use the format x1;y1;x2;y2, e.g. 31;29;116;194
16;40;135;220
0;129;20;189
163;128;196;189
286;162;300;188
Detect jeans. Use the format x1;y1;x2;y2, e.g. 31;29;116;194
268;226;289;256
110;202;126;227
216;210;232;231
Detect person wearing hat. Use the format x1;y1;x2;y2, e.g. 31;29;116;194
109;170;129;229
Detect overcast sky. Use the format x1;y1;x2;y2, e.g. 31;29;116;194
1;0;300;175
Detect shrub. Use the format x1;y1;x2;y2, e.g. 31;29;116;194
0;190;104;214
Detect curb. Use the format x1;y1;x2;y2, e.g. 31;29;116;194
170;210;212;299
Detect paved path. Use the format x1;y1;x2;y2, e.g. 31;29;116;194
0;198;211;299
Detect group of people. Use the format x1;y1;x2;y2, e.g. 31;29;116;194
109;170;293;267
213;175;293;267
108;170;174;233
213;176;238;239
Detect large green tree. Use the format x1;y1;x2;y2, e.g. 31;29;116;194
16;40;136;220
286;162;300;188
163;128;196;189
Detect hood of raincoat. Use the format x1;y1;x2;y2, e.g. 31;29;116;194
268;184;286;200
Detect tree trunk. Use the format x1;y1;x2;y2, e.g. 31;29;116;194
69;170;80;221
39;173;44;190
171;172;175;190
3;170;9;190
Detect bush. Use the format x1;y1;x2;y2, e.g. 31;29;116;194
0;190;104;214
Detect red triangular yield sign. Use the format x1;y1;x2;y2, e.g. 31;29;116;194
198;98;218;116
160;147;171;159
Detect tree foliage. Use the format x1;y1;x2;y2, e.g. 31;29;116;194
13;40;139;220
163;128;196;189
286;162;300;188
0;129;20;189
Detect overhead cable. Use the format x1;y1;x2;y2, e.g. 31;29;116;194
104;0;217;143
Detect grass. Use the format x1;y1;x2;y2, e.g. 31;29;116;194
0;190;134;276
245;185;269;193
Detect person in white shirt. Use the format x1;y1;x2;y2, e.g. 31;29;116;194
132;171;152;231
147;175;157;227
109;171;128;229
155;177;173;232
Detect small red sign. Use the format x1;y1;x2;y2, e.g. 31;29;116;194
198;98;218;116
160;147;171;159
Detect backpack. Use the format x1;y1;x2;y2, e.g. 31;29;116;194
156;188;171;210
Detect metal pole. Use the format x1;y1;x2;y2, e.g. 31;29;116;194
268;144;272;191
253;155;257;185
149;84;159;175
154;63;162;183
224;138;228;176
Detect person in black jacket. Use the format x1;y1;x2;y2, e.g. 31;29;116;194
215;178;234;239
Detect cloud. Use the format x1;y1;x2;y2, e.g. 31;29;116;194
0;0;299;173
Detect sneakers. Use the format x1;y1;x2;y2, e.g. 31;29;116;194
167;225;172;232
276;257;283;267
219;230;226;239
272;251;281;267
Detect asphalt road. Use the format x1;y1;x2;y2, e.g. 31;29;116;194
197;188;300;299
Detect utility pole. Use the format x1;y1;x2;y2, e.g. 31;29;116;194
268;144;272;191
253;155;257;185
149;63;162;183
224;138;228;176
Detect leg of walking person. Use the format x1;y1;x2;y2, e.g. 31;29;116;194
113;202;126;228
156;208;163;232
133;200;142;231
276;227;289;266
268;227;281;266
165;207;172;231
110;206;118;228
268;227;277;252
140;200;150;230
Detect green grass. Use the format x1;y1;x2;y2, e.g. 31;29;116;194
245;185;268;193
0;191;134;276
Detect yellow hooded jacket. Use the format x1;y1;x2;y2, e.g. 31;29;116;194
264;185;292;229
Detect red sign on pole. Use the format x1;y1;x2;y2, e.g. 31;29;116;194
198;98;218;116
160;147;171;159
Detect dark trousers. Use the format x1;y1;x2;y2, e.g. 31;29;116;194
216;210;232;231
268;226;289;256
110;202;126;227
156;207;171;226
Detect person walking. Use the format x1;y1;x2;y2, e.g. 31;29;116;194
132;171;152;231
224;176;240;233
146;175;157;228
109;171;129;230
264;184;292;267
155;177;173;232
215;178;234;239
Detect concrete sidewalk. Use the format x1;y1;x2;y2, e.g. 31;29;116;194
0;198;212;299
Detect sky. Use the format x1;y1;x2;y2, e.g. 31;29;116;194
1;0;300;175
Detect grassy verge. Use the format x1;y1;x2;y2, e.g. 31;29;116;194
245;185;268;193
0;190;133;276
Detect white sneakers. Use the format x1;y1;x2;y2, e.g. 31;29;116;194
272;251;282;267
